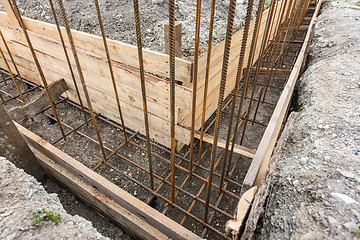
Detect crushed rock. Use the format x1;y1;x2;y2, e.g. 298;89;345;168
255;0;360;239
0;156;108;240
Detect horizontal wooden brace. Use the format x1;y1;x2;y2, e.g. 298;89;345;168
194;132;256;159
31;146;171;240
244;67;292;77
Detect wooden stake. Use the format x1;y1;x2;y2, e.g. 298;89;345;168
0;0;20;27
0;103;45;180
164;21;182;58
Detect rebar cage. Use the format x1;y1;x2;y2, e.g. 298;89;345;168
0;0;316;238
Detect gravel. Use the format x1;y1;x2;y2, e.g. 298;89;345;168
5;0;259;60
255;0;360;239
0;156;108;240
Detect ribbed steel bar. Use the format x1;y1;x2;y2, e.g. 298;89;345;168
0;70;7;85
261;0;292;104
93;0;128;142
189;0;202;181
204;0;237;223
132;0;155;190
218;0;254;195
197;0;216;165
0;30;28;96
0;89;4;103
10;0;66;139
56;0;106;158
168;0;177;202
48;0;88;124
240;0;272;145
0;45;24;102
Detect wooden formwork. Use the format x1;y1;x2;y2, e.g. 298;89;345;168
0;0;321;238
0;0;284;150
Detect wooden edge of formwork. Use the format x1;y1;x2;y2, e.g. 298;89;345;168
14;122;202;240
30;146;171;240
239;111;298;240
241;0;322;196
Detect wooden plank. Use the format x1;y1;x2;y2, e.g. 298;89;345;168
164;21;182;57
15;122;201;240
0;54;191;147
0;0;20;27
244;67;292;77
0;103;45;180
241;0;323;194
225;186;257;236
30;146;171;240
8;78;68;124
240;112;298;239
0;11;192;83
0;25;192;111
193;132;256;158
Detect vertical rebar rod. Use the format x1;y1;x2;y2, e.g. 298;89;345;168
132;0;155;190
0;70;7;85
0;30;28;96
239;0;269;145
218;0;254;194
57;0;108;157
93;0;128;142
197;0;216;165
168;0;177;202
0;45;24;102
189;0;202;181
48;0;88;124
0;89;4;103
10;0;66;139
204;0;237;223
252;0;285;123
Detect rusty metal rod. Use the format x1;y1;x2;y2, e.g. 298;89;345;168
218;0;254;195
132;0;155;190
0;30;28;96
57;0;106;157
198;0;216;165
48;0;88;124
10;0;66;139
189;0;202;181
204;0;237;223
94;0;128;142
0;46;24;102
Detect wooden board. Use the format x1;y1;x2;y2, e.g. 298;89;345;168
16;122;201;240
0;103;45;180
0;11;192;83
30;146;171;240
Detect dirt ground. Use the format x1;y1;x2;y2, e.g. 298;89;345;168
8;0;256;60
255;0;360;239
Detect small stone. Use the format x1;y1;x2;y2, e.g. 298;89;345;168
343;222;359;231
331;192;359;205
327;216;340;227
293;180;300;186
355;175;360;183
337;169;355;178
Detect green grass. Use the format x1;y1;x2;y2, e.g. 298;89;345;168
33;207;61;227
356;1;360;6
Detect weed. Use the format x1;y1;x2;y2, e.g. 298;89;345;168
33;207;61;227
349;229;360;236
356;1;360;6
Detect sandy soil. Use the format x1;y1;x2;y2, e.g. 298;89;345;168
255;0;360;239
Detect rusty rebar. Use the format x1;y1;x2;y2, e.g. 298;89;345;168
132;0;155;190
48;0;88;124
198;0;216;165
93;0;128;142
204;0;237;223
10;0;66;140
189;0;202;181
